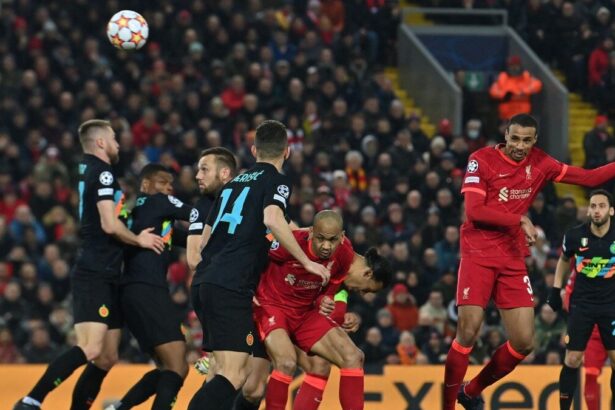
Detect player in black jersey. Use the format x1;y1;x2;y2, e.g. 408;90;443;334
187;147;238;273
547;189;615;409
188;120;330;410
105;164;192;410
14;120;164;410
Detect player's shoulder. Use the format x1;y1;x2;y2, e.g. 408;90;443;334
195;196;214;212
335;238;355;263
293;229;310;243
565;222;587;239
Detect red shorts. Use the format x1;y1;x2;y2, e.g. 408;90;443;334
253;303;338;353
456;257;534;309
584;325;607;376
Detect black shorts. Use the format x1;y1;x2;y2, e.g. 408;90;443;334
121;283;185;354
566;304;615;351
192;283;256;353
72;274;123;329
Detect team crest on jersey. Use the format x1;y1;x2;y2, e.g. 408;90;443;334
581;238;588;247
525;165;532;180
277;185;290;198
462;287;470;300
189;208;199;223
467;160;479;173
99;171;114;186
285;274;296;286
610;241;615;255
270;240;280;250
168;195;183;208
246;332;254;347
98;304;109;318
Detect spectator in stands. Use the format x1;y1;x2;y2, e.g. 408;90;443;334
22;326;57;364
418;289;448;335
434;226;460;276
0;326;22;363
376;308;400;353
489;55;543;121
599;51;615;113
361;327;389;367
583;114;614;169
588;37;614;99
463;118;487;153
387;283;419;332
396;331;424;365
534;303;566;355
529;192;556;244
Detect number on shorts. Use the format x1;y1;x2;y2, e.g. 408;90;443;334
211;187;250;234
523;275;534;295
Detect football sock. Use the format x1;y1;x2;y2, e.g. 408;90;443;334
584;371;599;410
28;346;88;402
443;339;472;410
339;368;364;410
152;370;183;410
465;341;525;397
233;392;261;410
559;364;578;410
265;370;293;410
71;362;108;410
116;368;161;408
187;374;237;410
293;373;328;410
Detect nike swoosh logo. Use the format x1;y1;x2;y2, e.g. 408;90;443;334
445;383;458;388
579;247;589;252
498;173;509;177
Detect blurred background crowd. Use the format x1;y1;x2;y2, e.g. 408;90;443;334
0;0;608;374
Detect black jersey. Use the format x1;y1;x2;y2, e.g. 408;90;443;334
193;162;291;293
73;154;126;279
187;196;214;236
122;193;193;287
562;220;615;309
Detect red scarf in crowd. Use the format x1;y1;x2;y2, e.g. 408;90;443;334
346;167;367;192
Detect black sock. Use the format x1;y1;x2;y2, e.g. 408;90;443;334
611;369;615;407
188;375;237;410
559;364;579;410
28;346;87;402
117;369;161;409
232;393;260;410
70;362;109;410
152;370;184;410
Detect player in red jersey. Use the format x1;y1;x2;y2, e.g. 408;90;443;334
233;246;391;410
443;113;615;410
561;270;607;410
254;210;366;410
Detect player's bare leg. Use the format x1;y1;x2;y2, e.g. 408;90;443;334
464;307;533;400
188;350;249;410
309;327;364;410
295;350;332;410
235;356;271;410
443;305;484;409
263;329;298;410
71;328;121;410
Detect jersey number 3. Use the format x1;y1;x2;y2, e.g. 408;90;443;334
211;187;250;234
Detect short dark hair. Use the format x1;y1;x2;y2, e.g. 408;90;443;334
139;163;171;183
255;120;288;159
200;147;238;177
507;114;538;134
78;119;111;145
365;247;392;289
589;188;613;207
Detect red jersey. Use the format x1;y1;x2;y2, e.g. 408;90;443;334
460;145;567;258
255;230;354;314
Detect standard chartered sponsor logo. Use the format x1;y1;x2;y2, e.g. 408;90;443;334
498;187;532;202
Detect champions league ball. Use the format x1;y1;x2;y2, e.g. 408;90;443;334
106;10;148;50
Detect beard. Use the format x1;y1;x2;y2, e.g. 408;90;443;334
592;215;610;227
109;150;119;164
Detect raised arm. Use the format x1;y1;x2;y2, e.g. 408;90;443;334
558;162;615;188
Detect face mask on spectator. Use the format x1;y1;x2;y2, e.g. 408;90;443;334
467;130;480;140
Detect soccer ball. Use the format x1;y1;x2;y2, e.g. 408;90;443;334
106;10;148;50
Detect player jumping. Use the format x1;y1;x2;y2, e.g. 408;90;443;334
443;113;615;410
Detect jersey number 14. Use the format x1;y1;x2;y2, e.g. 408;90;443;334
211;187;250;234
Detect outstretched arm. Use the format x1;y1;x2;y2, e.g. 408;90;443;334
558;162;615;187
464;190;521;226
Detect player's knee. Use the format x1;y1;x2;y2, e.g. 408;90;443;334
564;352;583;368
311;360;332;377
510;340;534;357
242;377;266;404
275;357;297;376
456;326;480;346
94;350;119;370
166;361;189;379
341;346;364;368
79;342;104;361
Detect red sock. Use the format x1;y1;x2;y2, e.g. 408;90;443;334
266;370;293;410
465;341;526;397
339;368;364;410
443;339;472;410
293;373;328;410
584;370;600;410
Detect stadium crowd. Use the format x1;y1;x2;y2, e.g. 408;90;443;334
0;0;598;374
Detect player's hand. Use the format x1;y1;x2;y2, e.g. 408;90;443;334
546;287;562;312
520;216;537;246
137;227;165;254
342;312;361;333
319;296;335;316
305;260;331;285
